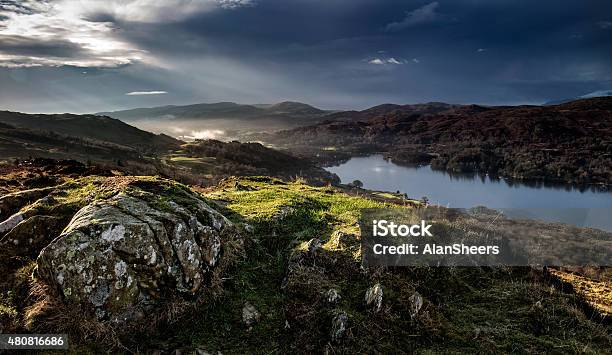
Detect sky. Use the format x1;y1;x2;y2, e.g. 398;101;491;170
0;0;611;113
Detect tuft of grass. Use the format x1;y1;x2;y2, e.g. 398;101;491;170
548;268;611;318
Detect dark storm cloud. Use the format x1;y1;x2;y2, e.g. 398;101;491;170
0;34;87;57
1;0;611;112
385;1;442;32
0;0;38;15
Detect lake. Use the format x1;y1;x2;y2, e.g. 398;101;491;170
325;155;612;231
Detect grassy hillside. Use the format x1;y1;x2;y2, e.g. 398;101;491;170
0;111;184;178
0;111;345;191
0;123;147;164
154;177;611;352
161;139;338;185
149;139;339;187
0;111;181;152
186;177;610;353
0;110;341;187
0;172;609;353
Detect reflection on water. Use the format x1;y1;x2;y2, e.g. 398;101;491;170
325;155;612;231
436;168;607;193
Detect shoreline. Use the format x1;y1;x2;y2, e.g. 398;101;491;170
317;151;611;192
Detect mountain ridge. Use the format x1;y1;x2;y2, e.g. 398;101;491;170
262;97;612;185
0;110;182;171
0;110;181;151
97;101;328;122
544;91;612;106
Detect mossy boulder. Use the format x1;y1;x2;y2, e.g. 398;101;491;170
0;176;240;331
35;187;236;325
0;215;65;257
0;186;56;221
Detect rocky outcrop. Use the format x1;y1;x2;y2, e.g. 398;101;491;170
38;190;235;324
0;176;240;328
331;311;348;341
242;302;261;328
1;215;66;257
365;283;383;313
0;186;55;221
0;189;75;258
325;288;341;303
409;291;423;319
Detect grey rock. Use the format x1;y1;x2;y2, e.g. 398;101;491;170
305;238;322;253
325;288;341;303
331;311;348;341
0;211;25;234
0;215;65;257
36;188;237;325
242;223;254;233
272;206;294;221
196;350;222;355
365;283;383;313
242;301;261;327
409;292;423;319
0;186;55;221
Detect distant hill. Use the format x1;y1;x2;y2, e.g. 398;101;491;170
0;111;182;171
264;97;612;185
0;121;141;163
544;90;612;106
97;101;328;122
319;102;459;122
170;139;338;185
0;110;337;185
252;101;327;116
0;111;181;152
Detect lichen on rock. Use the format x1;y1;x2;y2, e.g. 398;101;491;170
331;311;348;341
365;283;383;313
242;301;261;327
409;291;423;319
325;288;341;303
26;177;240;326
0;215;65;257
